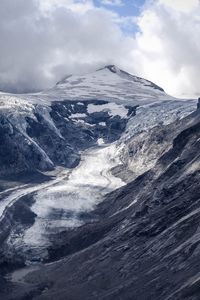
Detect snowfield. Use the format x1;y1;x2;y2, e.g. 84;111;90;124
87;102;129;118
121;100;197;141
49;65;175;105
0;65;176;108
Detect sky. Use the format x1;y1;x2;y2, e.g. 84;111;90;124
0;0;200;98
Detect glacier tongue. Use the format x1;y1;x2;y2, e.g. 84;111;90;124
6;143;125;258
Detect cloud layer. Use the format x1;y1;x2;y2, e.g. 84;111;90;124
0;0;200;98
132;0;200;98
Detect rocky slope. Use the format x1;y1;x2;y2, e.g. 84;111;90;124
0;97;136;177
3;106;199;300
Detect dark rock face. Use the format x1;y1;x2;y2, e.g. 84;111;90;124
114;106;200;183
0;113;55;176
0;100;136;176
50;100;131;146
0;115;35;175
0;194;37;288
197;98;200;110
3;110;199;300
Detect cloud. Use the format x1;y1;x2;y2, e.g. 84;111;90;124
101;0;123;6
130;0;200;97
0;0;134;92
159;0;199;13
40;0;94;14
0;0;200;98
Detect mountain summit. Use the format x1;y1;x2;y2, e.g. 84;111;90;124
42;65;173;105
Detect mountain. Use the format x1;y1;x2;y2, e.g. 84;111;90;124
12;108;199;300
0;66;199;300
0;65;195;177
40;64;173;105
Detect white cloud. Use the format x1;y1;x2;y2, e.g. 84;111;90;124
101;0;123;6
0;0;134;92
0;0;200;98
129;0;200;97
159;0;199;13
39;0;94;14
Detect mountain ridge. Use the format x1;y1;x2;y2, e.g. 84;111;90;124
47;64;172;105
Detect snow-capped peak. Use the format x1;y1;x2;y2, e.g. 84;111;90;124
43;65;174;106
97;65;121;74
0;65;177;108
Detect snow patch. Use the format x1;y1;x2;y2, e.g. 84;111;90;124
99;122;106;126
69;113;87;119
97;138;104;145
87;103;129;118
